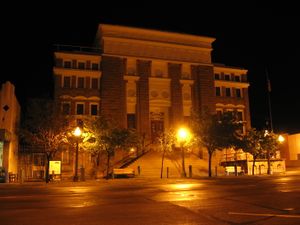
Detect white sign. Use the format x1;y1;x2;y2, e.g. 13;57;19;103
49;161;61;174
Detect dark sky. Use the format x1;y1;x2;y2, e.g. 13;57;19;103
2;3;299;134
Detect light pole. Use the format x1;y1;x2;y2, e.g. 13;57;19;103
73;127;82;182
177;127;190;178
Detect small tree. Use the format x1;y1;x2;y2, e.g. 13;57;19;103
242;129;266;175
192;110;243;177
157;129;176;178
20;99;68;183
261;130;279;174
242;129;279;175
83;116;139;179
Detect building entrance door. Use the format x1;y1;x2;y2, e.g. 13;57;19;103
151;120;164;143
150;112;164;143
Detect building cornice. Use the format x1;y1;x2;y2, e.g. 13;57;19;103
99;24;215;48
214;64;248;74
214;80;250;88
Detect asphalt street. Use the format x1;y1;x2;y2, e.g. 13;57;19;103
0;173;300;225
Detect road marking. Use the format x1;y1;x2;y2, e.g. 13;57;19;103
229;212;300;218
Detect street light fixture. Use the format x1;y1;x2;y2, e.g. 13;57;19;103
73;127;82;182
177;127;190;178
278;135;285;143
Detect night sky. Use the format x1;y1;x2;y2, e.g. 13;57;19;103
2;3;299;134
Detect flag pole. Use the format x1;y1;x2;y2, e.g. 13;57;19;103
266;67;273;132
265;67;273;175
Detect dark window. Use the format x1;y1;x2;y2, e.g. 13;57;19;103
91;78;98;89
92;63;99;70
55;58;63;67
127;114;136;129
33;154;45;166
216;87;221;96
77;77;84;88
64;61;71;68
76;104;84;115
236;89;241;98
62;149;70;164
214;73;220;80
78;62;85;69
225;88;231;97
63;77;71;88
297;154;300;160
91;104;98;116
225;74;230;81
235;76;240;82
237;111;243;121
216;110;222;120
62;103;70;115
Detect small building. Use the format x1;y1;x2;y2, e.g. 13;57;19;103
220;148;286;175
0;81;20;182
278;133;300;169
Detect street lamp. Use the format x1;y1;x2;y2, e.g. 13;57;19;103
278;135;285;143
73;127;82;182
177;127;190;178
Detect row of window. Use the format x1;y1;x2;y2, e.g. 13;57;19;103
56;58;100;71
216;87;242;98
215;73;245;82
62;102;99;116
63;76;99;89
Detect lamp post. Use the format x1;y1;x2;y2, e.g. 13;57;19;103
73;127;82;182
177;127;190;178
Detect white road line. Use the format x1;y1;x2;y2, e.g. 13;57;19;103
229;212;300;219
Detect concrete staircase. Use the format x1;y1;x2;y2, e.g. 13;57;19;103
128;148;225;178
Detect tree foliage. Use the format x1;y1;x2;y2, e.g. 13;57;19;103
192;110;243;177
242;128;279;175
82;116;140;178
20;99;68;182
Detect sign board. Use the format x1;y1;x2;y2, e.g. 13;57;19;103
49;161;61;174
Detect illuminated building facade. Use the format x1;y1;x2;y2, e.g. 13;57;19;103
54;24;251;138
52;24;251;178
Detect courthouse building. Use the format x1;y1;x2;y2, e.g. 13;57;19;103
52;24;251;178
54;24;250;136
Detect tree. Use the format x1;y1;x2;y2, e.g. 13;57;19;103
20;99;68;183
192;110;243;177
242;129;265;175
261;130;279;175
83;116;139;179
242;129;279;175
157;129;176;178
